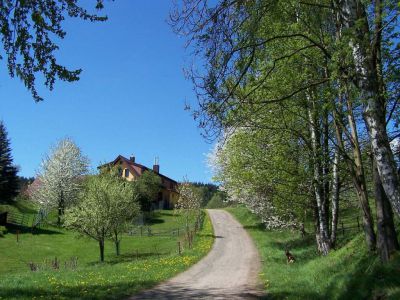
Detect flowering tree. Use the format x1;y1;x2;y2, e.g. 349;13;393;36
32;138;89;225
64;172;140;261
208;129;306;230
175;180;202;245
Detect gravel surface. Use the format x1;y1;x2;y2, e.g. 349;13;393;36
129;209;265;299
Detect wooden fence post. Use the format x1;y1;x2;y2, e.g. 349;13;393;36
341;222;345;236
178;241;181;255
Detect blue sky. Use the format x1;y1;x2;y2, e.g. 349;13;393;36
0;1;214;183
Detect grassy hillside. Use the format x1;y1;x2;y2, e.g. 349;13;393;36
227;206;400;300
0;200;214;299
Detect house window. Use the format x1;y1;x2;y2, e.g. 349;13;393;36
125;169;129;178
118;168;122;177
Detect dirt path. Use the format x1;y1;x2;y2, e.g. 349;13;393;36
129;209;264;299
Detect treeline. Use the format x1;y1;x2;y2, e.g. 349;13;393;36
189;182;228;208
171;0;400;262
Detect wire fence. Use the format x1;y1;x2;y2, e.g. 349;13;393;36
3;210;207;273
338;216;362;236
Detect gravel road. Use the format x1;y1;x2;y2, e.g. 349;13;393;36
129;209;265;299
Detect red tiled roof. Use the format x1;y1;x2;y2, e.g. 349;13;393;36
101;155;178;185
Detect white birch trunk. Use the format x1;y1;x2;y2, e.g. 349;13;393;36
330;147;340;247
307;96;330;255
336;0;400;216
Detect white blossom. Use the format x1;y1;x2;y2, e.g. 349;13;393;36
32;138;89;212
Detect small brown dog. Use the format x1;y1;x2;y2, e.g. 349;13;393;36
285;249;296;264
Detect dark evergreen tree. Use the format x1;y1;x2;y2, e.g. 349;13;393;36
0;121;19;203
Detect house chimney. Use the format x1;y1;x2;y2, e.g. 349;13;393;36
153;157;159;173
129;155;135;163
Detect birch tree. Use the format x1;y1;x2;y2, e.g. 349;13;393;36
334;0;400;217
33;138;89;225
172;0;399;257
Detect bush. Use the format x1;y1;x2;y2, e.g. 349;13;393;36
206;192;230;209
0;225;6;237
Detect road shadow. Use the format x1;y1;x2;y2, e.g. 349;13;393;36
129;284;266;299
198;233;224;239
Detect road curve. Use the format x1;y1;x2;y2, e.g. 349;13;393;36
129;209;264;299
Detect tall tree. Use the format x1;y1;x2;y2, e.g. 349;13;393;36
0;121;18;203
334;0;400;216
171;0;399;256
0;0;107;101
32;138;89;225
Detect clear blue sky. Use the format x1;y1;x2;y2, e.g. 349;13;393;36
0;1;214;183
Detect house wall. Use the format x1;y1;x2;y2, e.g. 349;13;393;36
116;159;137;181
107;157;178;209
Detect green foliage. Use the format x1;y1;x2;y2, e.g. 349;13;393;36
228;206;400;299
206;191;229;209
213;125;310;228
135;170;162;212
0;0;107;101
0;225;6;236
64;173;140;261
0;121;19;203
175;182;202;233
189;182;221;207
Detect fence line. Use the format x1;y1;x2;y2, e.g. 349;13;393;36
128;213;204;238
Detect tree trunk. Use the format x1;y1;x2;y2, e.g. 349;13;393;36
115;240;120;256
373;155;400;262
99;239;105;262
333;99;376;251
335;0;400;216
330;147;340;248
114;231;121;256
322;111;330;230
57;190;64;226
346;93;376;251
308;98;330;255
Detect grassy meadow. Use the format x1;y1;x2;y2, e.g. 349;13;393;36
227;206;400;300
0;200;214;299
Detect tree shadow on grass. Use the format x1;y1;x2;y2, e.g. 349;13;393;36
5;224;62;235
324;252;400;300
0;280;158;300
265;291;324;300
145;218;165;225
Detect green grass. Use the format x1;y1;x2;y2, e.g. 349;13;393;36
227;206;400;300
0;201;214;299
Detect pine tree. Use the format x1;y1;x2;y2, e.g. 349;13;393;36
0;121;19;203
